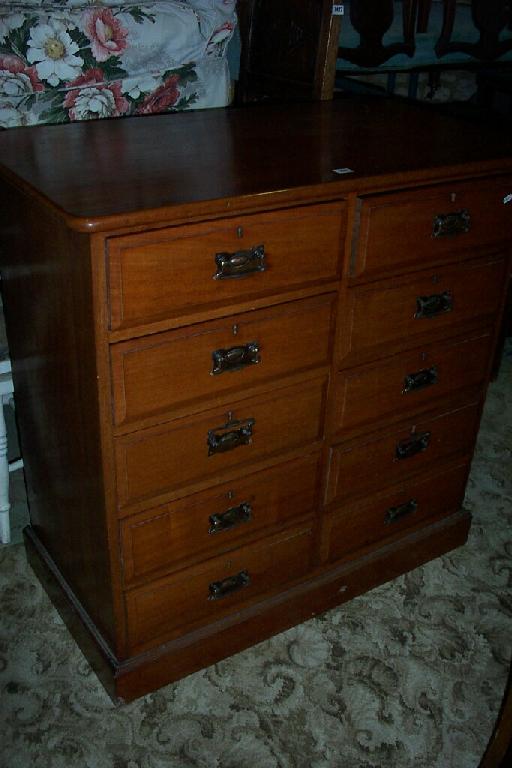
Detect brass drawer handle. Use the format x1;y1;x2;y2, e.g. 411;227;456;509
213;244;266;280
209;502;252;535
395;431;431;460
432;208;471;238
211;342;260;375
415;290;453;319
208;569;251;600
385;498;418;524
207;417;255;456
403;365;438;394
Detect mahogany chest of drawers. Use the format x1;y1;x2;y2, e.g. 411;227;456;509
0;99;510;701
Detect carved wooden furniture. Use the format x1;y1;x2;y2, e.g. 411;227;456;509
337;0;512;101
337;0;417;68
435;0;512;61
238;1;512;103
237;0;342;101
0;98;511;702
338;0;512;68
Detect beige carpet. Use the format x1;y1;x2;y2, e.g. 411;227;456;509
1;343;511;768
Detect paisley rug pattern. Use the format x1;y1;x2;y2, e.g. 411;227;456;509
1;343;511;768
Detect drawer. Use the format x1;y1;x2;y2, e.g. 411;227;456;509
108;202;345;332
352;176;512;280
330;331;493;436
120;453;321;584
116;376;327;508
125;525;314;652
339;256;507;366
325;400;480;505
111;294;334;427
327;461;470;563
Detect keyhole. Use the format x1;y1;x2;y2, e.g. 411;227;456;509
450;192;457;203
232;323;239;336
236;226;244;239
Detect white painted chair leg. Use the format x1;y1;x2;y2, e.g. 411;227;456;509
0;401;10;544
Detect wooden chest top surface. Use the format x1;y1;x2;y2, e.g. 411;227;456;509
1;98;512;231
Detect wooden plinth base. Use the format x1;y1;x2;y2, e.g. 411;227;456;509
24;510;471;703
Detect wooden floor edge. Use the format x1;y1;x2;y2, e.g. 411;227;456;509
24;511;471;703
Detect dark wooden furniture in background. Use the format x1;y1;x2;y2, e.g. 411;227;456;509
337;0;417;67
337;0;512;68
436;0;512;60
0;98;511;702
238;0;512;103
237;0;341;101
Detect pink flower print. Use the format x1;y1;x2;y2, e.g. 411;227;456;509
64;69;129;121
209;21;234;46
0;54;44;91
206;21;234;56
136;75;180;115
83;9;128;62
0;54;44;96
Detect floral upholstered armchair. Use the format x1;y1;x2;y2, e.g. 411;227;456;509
0;0;237;127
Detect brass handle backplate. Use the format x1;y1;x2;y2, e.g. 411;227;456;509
403;365;438;394
395;431;431;461
207;417;255;456
385;498;418;524
208;569;251;600
209;502;252;535
213;245;266;280
415;290;453;319
211;342;260;375
432;208;471;238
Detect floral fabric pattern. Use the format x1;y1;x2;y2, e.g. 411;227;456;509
27;19;83;86
0;0;236;127
63;67;129;119
83;8;128;62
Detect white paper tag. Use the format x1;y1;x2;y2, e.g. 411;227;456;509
503;193;512;204
332;167;354;175
332;4;345;15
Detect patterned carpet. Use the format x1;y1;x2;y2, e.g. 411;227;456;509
1;343;511;768
342;69;480;104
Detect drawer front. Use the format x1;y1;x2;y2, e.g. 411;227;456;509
125;525;313;652
352;176;512;280
339;256;506;365
111;294;334;427
116;376;327;508
108;202;345;331
121;453;321;584
330;331;493;435
328;461;470;563
326;400;480;506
